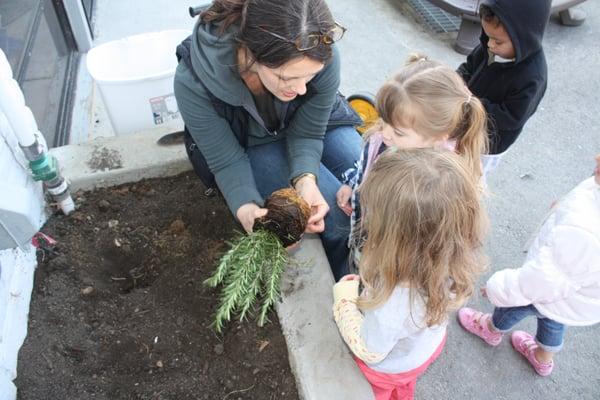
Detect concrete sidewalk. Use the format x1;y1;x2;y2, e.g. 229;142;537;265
62;0;600;399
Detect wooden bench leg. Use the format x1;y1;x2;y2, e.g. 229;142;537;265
559;8;586;26
453;17;481;55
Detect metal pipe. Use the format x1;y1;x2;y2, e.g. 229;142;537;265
0;49;75;215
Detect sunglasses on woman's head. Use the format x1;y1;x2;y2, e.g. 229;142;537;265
259;22;346;51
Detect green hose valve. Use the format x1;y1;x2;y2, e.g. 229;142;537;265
29;154;59;182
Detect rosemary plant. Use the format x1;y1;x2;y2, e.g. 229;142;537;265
204;230;289;332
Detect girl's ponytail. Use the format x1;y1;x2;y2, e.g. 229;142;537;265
453;96;488;178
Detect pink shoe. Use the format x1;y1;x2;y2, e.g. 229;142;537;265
511;331;554;376
457;307;503;346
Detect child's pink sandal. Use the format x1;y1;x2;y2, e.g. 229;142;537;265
511;331;554;376
457;307;503;346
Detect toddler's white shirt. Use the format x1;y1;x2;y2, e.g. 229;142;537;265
361;286;447;373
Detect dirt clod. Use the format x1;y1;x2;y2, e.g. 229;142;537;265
169;219;186;235
97;199;110;212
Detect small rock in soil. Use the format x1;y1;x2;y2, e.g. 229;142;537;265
156;360;163;368
108;220;119;228
169;219;186;235
81;286;95;296
176;316;184;326
97;200;110;212
214;343;224;355
72;213;85;222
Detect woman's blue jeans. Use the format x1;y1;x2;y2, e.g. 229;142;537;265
492;305;566;352
247;126;362;281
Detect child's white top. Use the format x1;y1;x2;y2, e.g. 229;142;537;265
360;286;447;373
486;177;600;326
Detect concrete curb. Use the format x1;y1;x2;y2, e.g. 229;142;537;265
50;131;374;400
279;235;373;400
49;129;191;192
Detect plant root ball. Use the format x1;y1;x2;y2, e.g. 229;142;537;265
253;188;311;247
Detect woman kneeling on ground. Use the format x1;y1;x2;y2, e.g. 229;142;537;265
174;0;362;280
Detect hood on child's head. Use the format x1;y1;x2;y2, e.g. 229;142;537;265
480;0;551;63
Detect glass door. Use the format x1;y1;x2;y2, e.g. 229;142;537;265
0;0;78;147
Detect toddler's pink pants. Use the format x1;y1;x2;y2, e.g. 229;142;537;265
354;335;446;400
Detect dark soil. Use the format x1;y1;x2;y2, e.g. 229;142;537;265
16;172;299;400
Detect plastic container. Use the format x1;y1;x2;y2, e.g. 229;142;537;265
86;30;191;135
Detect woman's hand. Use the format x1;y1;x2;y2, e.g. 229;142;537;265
336;184;353;216
295;176;329;233
236;203;268;233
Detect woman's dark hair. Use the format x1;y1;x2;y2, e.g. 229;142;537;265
201;0;336;68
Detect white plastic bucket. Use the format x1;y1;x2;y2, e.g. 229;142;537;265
86;30;191;135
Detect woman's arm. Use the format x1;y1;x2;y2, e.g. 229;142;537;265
174;63;264;222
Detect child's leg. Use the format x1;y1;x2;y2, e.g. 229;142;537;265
354;336;445;400
458;307;503;345
534;315;565;362
490;305;538;332
391;380;417;400
510;311;564;376
354;359;401;400
371;385;396;400
458;305;538;346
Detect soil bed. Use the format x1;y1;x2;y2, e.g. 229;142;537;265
16;172;299;400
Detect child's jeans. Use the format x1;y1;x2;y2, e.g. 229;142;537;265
492;305;565;352
354;335;446;400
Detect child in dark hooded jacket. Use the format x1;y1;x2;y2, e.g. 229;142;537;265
458;0;552;175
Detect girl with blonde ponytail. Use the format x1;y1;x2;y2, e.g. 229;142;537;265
337;54;488;259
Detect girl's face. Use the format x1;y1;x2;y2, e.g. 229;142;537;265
255;57;324;102
380;122;447;149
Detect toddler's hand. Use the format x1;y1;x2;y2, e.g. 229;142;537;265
480;286;487;298
336;184;353;216
340;274;360;282
333;279;360;304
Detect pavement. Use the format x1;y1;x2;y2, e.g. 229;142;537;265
58;1;600;399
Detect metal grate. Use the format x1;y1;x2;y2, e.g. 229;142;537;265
406;0;461;33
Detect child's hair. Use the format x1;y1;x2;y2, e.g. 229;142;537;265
479;4;502;27
373;54;488;177
356;148;488;326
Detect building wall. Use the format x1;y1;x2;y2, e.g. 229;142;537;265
0;108;46;400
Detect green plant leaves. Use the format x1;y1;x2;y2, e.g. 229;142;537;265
204;230;288;333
